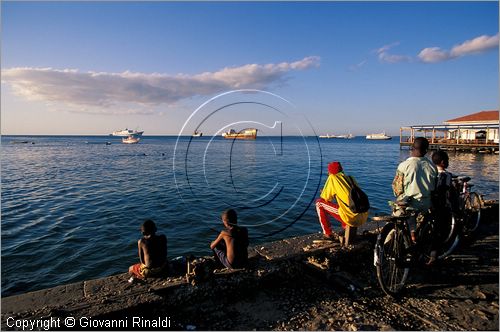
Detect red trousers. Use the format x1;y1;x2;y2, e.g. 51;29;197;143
315;198;346;235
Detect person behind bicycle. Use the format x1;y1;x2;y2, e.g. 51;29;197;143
427;149;459;264
431;149;459;212
392;137;437;243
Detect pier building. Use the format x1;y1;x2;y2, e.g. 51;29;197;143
400;110;499;153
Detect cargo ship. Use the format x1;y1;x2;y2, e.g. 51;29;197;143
222;128;257;140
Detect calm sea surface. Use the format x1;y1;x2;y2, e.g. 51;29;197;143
2;135;498;296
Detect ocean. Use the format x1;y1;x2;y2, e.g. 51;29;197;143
2;135;498;296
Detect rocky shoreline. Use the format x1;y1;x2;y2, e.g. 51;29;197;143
2;201;498;331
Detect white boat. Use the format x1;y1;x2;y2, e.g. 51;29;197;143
122;136;140;144
319;133;355;139
112;128;144;137
192;131;203;137
336;133;355;139
366;132;392;140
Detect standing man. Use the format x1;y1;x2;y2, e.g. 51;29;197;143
392;137;437;241
315;161;369;240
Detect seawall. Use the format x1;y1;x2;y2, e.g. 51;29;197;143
2;200;498;330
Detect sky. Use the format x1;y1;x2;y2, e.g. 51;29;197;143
1;1;498;136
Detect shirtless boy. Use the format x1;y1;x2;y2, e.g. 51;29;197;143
129;219;167;279
210;209;249;269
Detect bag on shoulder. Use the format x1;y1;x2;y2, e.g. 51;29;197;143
346;176;370;213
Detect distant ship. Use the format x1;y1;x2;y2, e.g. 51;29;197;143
111;128;144;137
366;132;391;140
111;128;143;144
192;131;203;137
319;133;355;139
222;128;257;140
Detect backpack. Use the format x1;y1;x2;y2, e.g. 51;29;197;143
345;176;370;213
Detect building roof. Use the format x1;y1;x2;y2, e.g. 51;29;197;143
444;110;499;124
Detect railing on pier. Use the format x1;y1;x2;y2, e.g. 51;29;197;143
400;124;499;152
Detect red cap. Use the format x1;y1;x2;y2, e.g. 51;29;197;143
328;161;343;175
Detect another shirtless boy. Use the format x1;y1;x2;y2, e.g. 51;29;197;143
210;209;249;269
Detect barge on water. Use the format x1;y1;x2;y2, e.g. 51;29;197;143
400;110;499;153
222;128;257;140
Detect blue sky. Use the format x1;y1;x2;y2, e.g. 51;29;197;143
1;1;498;135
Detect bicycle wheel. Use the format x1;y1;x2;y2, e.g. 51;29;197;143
375;223;410;296
438;213;460;259
463;192;481;234
416;219;434;264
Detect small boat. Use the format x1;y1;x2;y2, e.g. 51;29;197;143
366;132;392;140
122;136;140;144
222;128;257;140
192;131;203;137
112;128;144;137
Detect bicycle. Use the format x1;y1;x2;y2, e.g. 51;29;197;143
454;176;482;235
373;199;441;297
438;175;483;257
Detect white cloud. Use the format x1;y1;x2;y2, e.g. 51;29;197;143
418;33;498;63
450;34;499;57
375;42;411;63
374;33;498;65
378;52;412;64
417;47;451;63
2;56;320;114
376;42;400;54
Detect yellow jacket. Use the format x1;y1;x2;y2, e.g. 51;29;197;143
320;172;369;227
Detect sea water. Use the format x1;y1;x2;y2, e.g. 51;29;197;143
2;135;498;296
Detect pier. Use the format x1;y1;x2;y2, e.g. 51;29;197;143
2;201;498;330
399;125;499;153
399;110;499;153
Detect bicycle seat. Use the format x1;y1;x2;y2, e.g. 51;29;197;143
458;176;471;182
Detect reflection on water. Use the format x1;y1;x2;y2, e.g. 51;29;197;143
1;136;498;296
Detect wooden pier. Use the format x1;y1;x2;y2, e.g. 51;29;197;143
400;124;499;153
